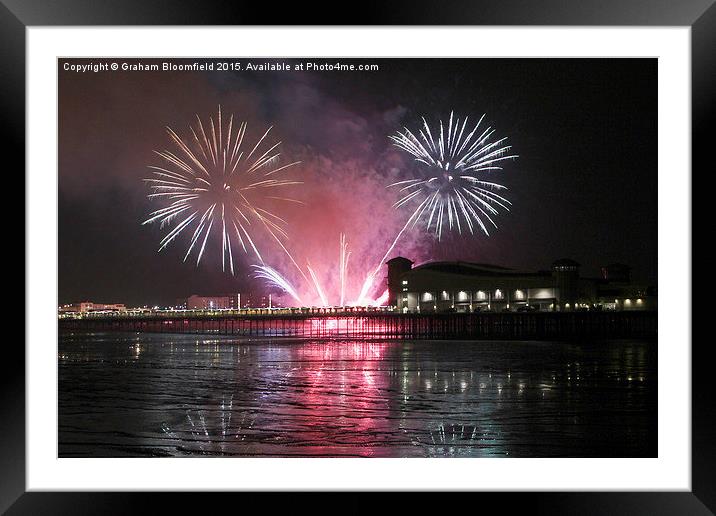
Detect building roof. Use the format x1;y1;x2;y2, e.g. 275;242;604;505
386;256;414;265
410;261;550;278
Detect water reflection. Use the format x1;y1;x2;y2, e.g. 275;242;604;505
160;394;256;455
58;333;656;457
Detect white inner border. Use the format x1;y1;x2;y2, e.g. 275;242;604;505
27;27;691;491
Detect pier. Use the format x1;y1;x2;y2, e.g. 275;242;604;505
59;309;657;340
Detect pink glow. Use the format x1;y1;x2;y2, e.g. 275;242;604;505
372;289;389;307
260;231;415;307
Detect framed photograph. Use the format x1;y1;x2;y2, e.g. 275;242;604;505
8;0;710;512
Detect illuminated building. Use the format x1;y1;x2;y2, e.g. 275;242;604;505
182;293;278;310
186;294;239;310
387;257;656;313
58;302;126;313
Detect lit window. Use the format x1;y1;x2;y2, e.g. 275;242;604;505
495;289;503;299
421;292;433;302
476;290;486;300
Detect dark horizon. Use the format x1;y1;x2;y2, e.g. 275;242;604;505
59;58;657;307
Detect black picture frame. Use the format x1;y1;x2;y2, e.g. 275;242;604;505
6;0;710;512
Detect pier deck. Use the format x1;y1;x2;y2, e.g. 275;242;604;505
59;310;657;340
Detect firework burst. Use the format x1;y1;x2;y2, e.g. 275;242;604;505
142;106;303;275
354;111;518;304
389;111;517;240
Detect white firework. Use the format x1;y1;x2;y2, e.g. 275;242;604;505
142;106;303;275
389;111;517;240
252;265;302;304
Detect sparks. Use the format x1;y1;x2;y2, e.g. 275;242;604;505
306;262;329;307
389;111;517;240
142;106;303;275
339;233;351;306
252;265;302;304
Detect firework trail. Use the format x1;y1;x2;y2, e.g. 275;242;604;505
357;111;518;304
339;233;351;306
252;265;302;304
255;234;384;308
142;106;305;277
307;263;329;307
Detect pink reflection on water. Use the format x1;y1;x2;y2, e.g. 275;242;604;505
287;341;392;456
295;340;386;361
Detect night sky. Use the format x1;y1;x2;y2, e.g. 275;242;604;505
59;58;657;307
